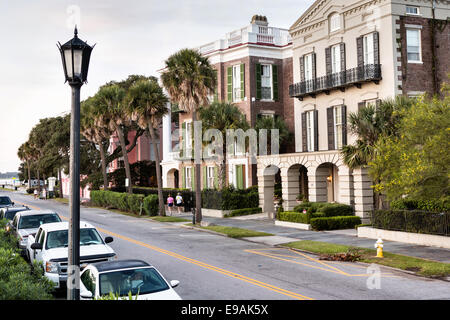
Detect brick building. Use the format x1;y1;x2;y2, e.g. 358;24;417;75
161;15;294;191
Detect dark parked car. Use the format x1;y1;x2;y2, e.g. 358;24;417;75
0;206;30;221
0;196;14;209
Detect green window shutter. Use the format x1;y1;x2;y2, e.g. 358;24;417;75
227;67;232;102
236;165;244;190
191;167;195;191
256;63;262;100
181;122;186;159
203;166;207;189
240;63;245;100
214;166;218;189
214;86;218;102
182;168;186;189
272;65;278;101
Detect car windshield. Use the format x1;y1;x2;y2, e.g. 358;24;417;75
0;197;12;205
18;214;61;229
5;211;18;220
46;228;104;249
99;267;170;297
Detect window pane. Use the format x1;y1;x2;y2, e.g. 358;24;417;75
407;29;420;61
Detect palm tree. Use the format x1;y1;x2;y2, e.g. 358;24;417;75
18;142;32;189
126;78;169;216
95;84;134;193
161;48;217;223
81;96;112;191
254;115;292;155
198;102;249;189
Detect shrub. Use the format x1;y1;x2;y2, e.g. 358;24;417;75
277;211;311;224
371;210;450;236
317;203;354;217
143;194;159;216
225;207;262;218
202;186;259;210
127;194;145;215
390;199;449;213
310;216;361;231
0;220;54;299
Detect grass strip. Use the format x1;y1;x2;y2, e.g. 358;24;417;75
283;240;450;278
148;216;190;223
191;224;273;238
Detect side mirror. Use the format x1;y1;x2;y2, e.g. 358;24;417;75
80;290;93;299
104;237;113;244
31;243;43;250
170;280;180;288
11;202;15;206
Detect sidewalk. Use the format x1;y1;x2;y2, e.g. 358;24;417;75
173;211;450;264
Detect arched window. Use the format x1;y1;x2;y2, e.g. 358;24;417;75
329;13;341;32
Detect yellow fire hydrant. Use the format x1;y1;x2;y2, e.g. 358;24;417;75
375;238;384;258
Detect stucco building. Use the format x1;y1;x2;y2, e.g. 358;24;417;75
257;0;450;219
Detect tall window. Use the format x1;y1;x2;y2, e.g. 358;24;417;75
232;65;241;101
333;106;343;149
261;64;272;100
184;120;192;151
330;14;341;32
184;167;192;189
363;33;374;65
306;111;315;152
331;44;341;74
207;167;215;189
406;29;421;62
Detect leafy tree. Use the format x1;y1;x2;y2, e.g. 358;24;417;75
369;90;450;202
161;48;217;223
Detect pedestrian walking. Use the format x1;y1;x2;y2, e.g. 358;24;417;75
167;194;174;216
33;188;38;200
175;192;183;214
42;188;47;200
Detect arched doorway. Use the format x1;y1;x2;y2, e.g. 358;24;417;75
261;165;280;213
283;164;309;210
316;163;339;203
167;169;179;189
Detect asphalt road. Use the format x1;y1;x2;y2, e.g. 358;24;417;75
4;190;450;300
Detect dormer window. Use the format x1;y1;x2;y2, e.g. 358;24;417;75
330;14;341;32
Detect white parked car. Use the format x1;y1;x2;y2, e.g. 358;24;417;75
27;221;116;289
7;210;62;257
80;260;182;300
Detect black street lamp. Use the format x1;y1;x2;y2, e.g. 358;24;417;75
57;26;94;301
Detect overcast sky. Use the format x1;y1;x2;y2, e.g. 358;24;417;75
0;0;310;173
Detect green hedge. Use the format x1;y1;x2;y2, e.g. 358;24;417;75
310;216;362;231
371;210;450;236
294;202;354;217
390;199;449;213
202;186;259;210
225;207;262;218
0;219;54;299
277;211;311;224
91;190;157;216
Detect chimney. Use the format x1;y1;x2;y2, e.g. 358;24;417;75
251;15;269;26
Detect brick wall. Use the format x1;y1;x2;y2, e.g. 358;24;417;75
399;16;450;96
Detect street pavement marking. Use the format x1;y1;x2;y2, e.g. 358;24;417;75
14;197;314;301
245;248;399;278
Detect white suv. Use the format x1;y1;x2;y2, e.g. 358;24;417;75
27;221;116;289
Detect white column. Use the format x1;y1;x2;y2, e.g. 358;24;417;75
353;167;374;220
338;166;353;206
308;167;327;203
281;167;300;211
162;102;172;162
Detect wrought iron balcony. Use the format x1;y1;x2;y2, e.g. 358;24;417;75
289;64;382;100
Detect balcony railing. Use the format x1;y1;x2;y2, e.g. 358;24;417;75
289;64;382;100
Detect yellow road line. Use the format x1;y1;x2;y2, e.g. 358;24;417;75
288;248;350;276
13;198;314;300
